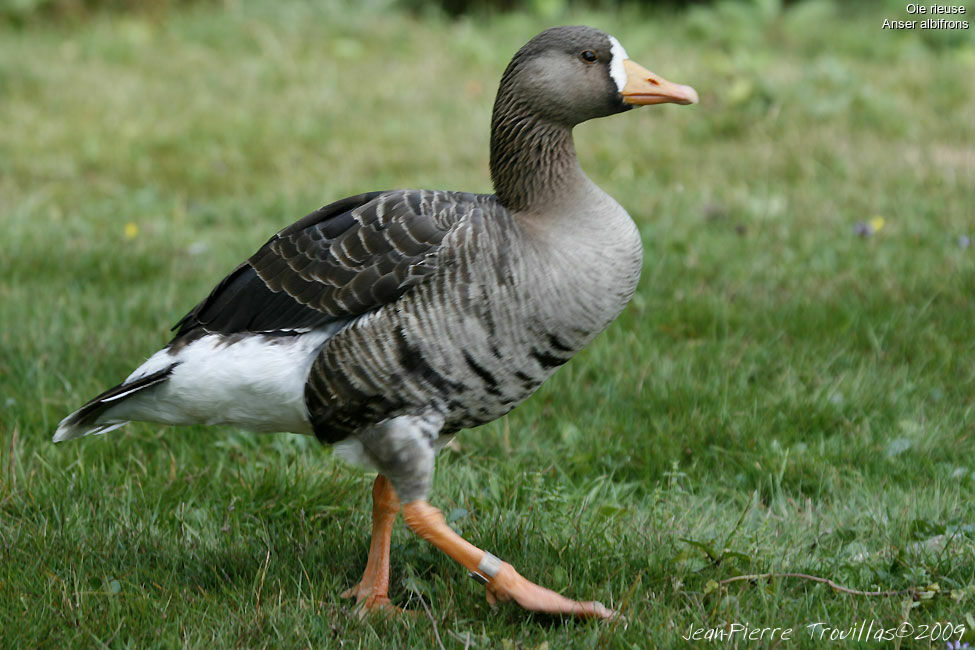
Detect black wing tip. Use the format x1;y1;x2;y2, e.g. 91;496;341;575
54;363;179;441
170;192;391;338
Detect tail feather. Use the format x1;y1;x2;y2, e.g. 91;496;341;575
53;363;179;442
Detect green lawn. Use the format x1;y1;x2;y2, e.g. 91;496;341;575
2;0;974;647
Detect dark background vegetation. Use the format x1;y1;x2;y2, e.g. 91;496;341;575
4;0;808;24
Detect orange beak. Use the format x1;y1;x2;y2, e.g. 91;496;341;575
621;59;698;106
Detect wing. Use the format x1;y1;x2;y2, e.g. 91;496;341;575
171;189;485;338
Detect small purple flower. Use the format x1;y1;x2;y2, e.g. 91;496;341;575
853;222;873;237
959;235;970;249
946;641;971;649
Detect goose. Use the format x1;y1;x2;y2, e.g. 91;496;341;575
55;25;697;619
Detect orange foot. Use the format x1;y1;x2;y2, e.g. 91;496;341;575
341;584;401;617
403;500;617;619
482;558;616;619
341;579;395;609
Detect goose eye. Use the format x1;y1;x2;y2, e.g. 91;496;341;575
580;50;597;63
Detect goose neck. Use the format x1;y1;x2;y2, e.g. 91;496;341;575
489;97;583;213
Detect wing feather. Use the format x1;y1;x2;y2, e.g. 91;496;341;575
172;189;483;338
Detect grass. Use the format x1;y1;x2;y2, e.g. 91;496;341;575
1;0;974;646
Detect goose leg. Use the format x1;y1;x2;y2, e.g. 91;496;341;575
342;474;401;613
356;413;614;618
403;501;616;619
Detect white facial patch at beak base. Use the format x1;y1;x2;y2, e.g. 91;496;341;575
607;35;629;92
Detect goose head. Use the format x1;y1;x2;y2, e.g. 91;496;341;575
489;26;697;212
495;25;698;129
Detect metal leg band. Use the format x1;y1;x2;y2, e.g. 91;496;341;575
477;551;503;578
468;571;488;585
468;551;503;585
